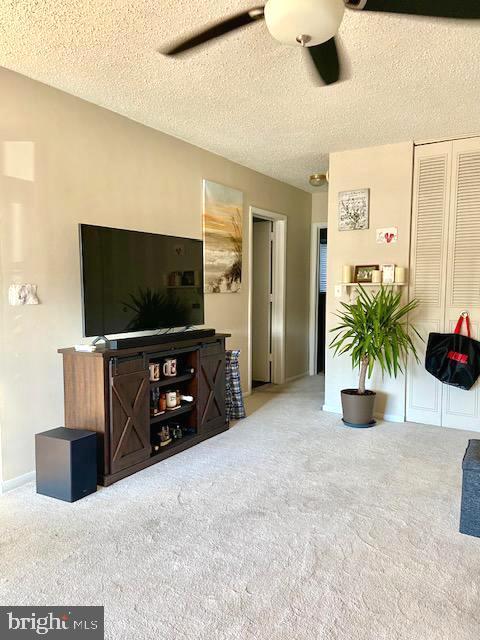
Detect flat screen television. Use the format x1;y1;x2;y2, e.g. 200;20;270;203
80;224;204;337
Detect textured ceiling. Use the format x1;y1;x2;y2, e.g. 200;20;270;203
1;1;480;191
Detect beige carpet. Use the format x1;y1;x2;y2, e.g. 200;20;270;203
1;376;479;639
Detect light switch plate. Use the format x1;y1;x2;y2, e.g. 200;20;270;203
334;285;343;299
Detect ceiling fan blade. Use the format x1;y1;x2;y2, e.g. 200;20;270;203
345;0;480;19
163;7;265;55
308;38;341;86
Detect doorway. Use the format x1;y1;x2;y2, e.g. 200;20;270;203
248;207;287;394
252;218;273;389
309;224;328;375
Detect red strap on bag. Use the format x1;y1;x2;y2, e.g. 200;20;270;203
454;313;471;338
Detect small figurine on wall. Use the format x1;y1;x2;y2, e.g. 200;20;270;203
8;284;39;306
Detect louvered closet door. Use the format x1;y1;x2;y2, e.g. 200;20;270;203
442;138;480;431
406;142;451;426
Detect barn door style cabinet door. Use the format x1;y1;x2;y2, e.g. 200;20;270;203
59;334;230;485
407;137;480;431
198;342;226;434
109;356;150;474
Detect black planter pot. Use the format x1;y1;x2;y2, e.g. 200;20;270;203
341;389;376;428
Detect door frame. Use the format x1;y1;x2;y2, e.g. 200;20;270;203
309;222;328;375
248;206;287;394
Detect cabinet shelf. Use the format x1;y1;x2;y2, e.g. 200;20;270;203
150;433;198;459
150;373;194;389
150;402;196;424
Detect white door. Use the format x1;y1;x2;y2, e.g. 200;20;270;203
442;138;480;431
252;219;272;383
407;141;452;426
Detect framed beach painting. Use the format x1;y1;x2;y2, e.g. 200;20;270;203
203;180;243;293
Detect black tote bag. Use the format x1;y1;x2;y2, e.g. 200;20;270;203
425;314;480;391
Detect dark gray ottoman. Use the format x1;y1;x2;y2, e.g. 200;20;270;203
460;439;480;538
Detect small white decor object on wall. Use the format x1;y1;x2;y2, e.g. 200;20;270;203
8;284;39;305
376;226;398;244
338;189;369;231
381;264;395;284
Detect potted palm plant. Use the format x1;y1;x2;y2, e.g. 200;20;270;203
329;286;420;427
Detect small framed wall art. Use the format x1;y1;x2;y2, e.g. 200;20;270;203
381;264;395;284
354;265;379;284
338;189;370;231
376;227;398;244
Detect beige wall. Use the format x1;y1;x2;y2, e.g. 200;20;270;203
324;141;414;421
0;68;312;484
311;191;328;224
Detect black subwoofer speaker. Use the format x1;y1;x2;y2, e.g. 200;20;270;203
35;427;97;502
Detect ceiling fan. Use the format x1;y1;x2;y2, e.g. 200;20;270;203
162;0;480;86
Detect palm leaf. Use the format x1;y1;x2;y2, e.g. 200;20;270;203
329;285;423;390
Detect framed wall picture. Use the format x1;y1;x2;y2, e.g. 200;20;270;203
338;189;370;231
203;180;243;294
381;264;395;284
376;227;398;244
354;265;379;284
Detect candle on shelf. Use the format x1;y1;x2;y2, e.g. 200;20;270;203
395;267;407;284
342;265;352;284
372;270;382;284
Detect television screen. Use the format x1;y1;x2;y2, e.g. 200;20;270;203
80;224;204;337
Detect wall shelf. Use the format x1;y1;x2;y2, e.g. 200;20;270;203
340;282;407;288
336;282;408;301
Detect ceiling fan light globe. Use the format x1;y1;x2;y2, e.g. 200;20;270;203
264;0;345;47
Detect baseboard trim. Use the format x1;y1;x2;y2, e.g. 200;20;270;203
2;470;36;494
376;412;405;424
285;371;309;383
322;405;405;423
322;404;342;415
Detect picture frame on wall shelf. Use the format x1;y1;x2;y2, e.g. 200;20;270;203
354;265;379;284
381;264;395;284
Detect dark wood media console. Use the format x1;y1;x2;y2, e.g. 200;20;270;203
58;334;230;486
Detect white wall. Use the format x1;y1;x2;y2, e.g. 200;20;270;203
311;191;328;224
0;68;312;484
324;142;414;422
